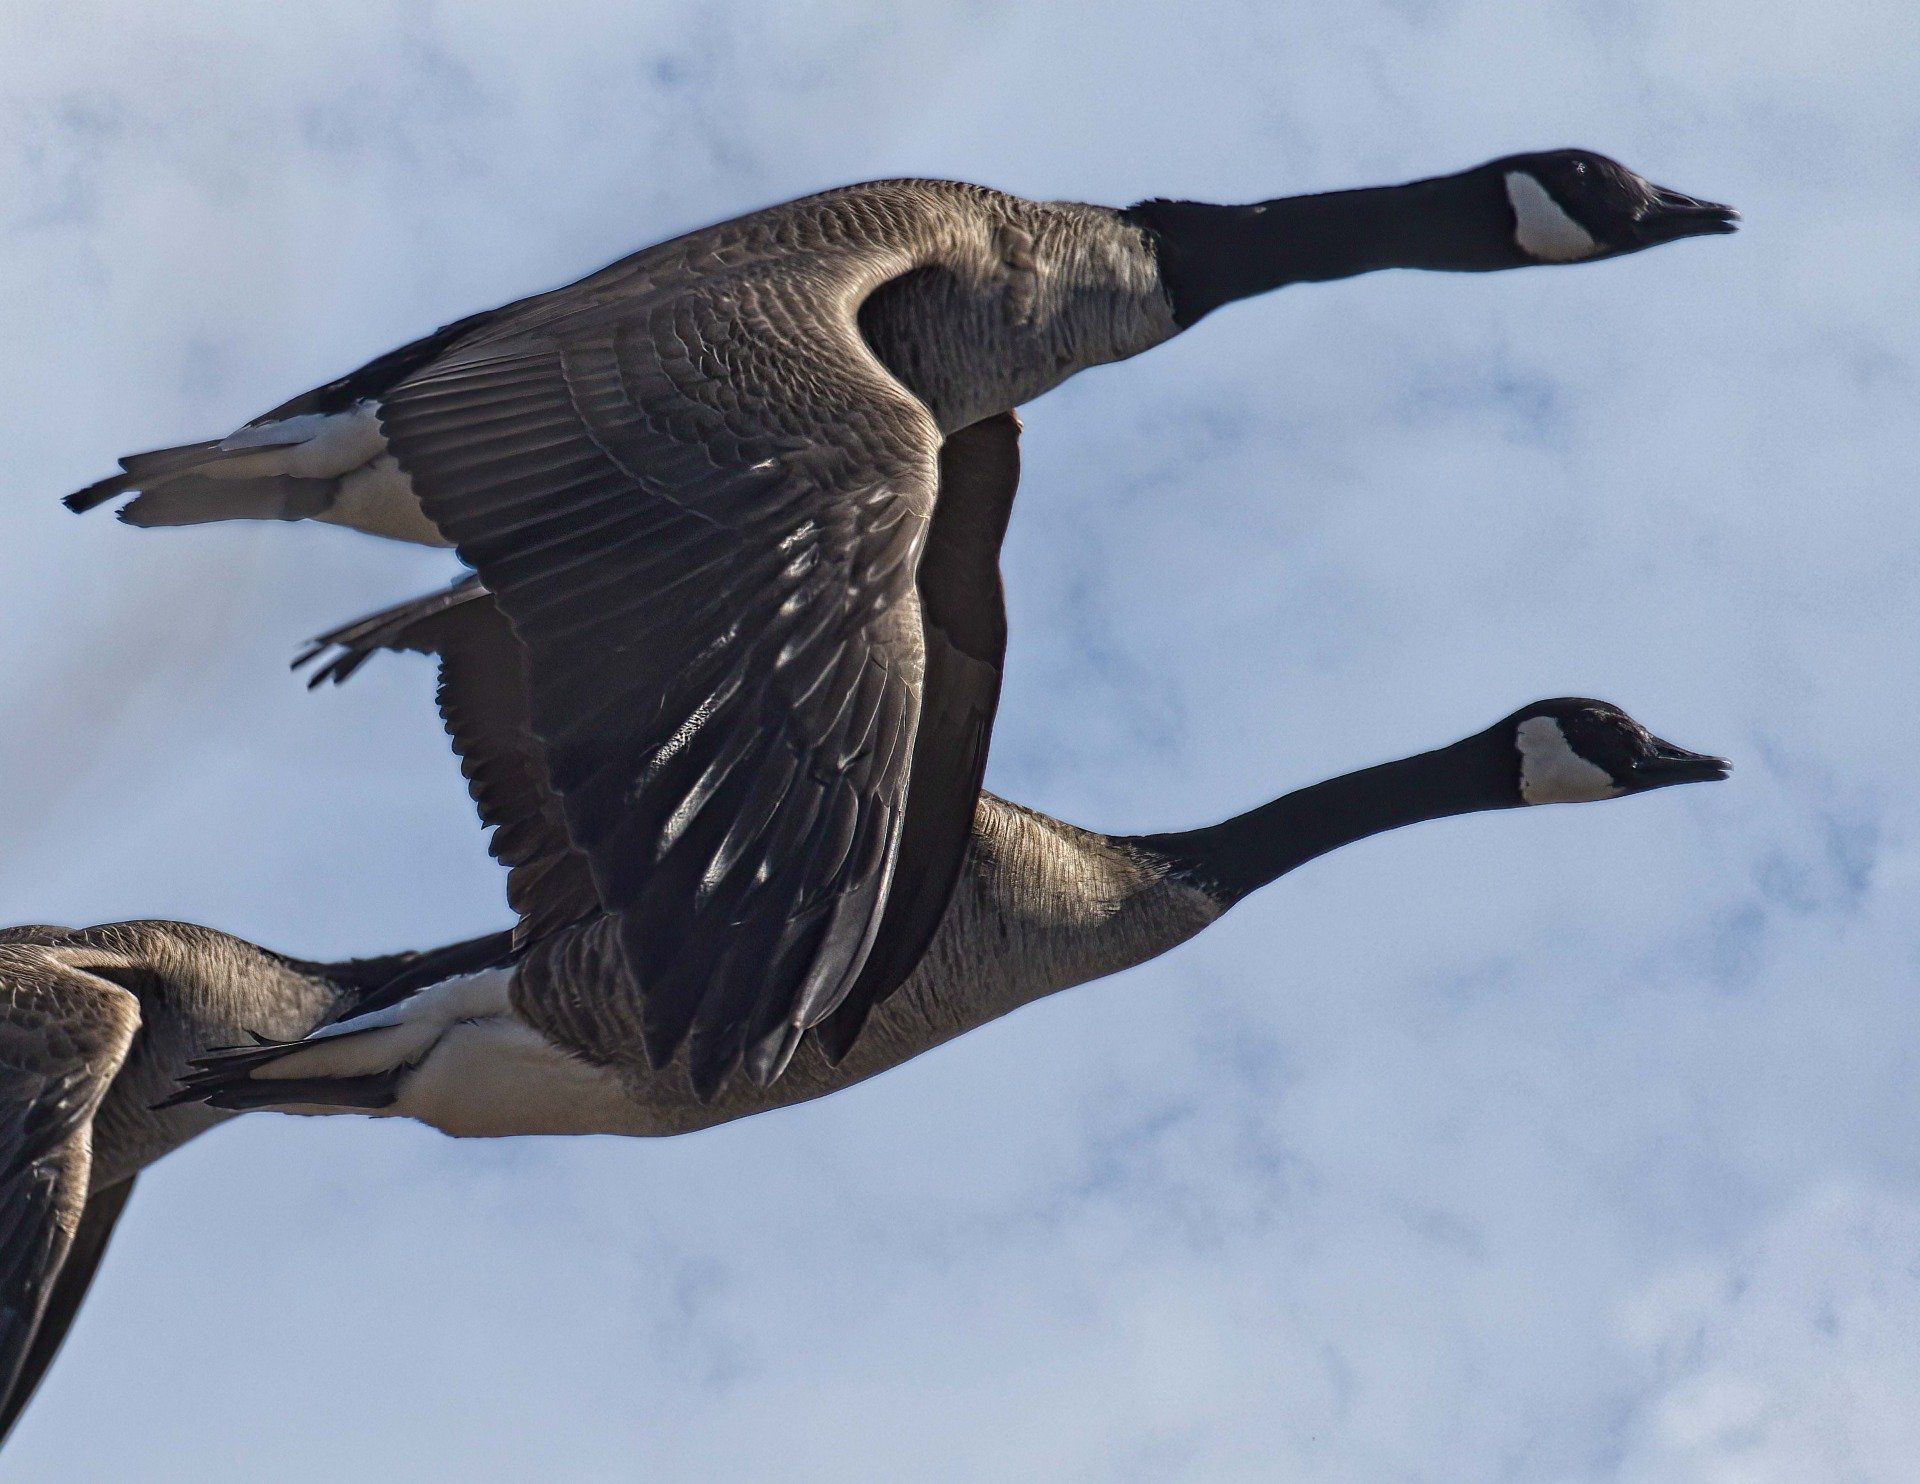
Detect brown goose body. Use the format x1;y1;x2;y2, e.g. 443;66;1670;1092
621;792;1222;1135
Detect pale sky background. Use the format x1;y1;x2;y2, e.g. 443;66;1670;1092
2;3;1917;1479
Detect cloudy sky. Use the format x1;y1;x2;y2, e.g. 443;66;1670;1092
3;2;1917;1478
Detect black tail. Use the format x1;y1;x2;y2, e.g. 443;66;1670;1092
63;440;224;513
63;440;339;526
161;1029;410;1113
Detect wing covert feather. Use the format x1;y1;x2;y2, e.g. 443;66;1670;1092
381;274;945;1095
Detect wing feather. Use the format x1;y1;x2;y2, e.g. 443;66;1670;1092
0;951;138;1423
375;276;942;1094
303;411;1020;1080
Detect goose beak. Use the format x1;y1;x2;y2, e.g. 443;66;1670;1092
1632;187;1740;245
1631;737;1733;789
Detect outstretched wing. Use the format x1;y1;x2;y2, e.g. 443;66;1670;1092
302;412;1022;1076
0;949;139;1429
0;1175;134;1446
379;264;946;1096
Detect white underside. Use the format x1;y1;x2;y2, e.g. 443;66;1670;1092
211;402;452;547
397;1016;647;1137
314;452;448;545
259;969;648;1138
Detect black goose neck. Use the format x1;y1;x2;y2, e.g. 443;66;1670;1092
1131;728;1518;906
1128;167;1510;326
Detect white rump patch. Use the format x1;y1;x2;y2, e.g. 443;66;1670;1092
318;453;447;546
262;968;647;1138
254;967;514;1082
1516;717;1619;805
1504;172;1600;263
200;401;449;546
212;402;387;477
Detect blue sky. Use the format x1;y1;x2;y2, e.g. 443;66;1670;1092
3;2;1918;1478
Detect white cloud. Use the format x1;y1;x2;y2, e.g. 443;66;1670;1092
1614;1185;1920;1483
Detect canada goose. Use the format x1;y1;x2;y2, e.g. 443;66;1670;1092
65;153;1736;545
170;575;1729;1138
0;924;510;1445
70;152;1736;1096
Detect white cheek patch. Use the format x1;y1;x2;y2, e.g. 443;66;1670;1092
1516;716;1620;804
1505;171;1600;262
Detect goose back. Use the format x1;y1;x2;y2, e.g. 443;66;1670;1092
0;920;511;1444
8;924;342;1189
418;180;1177;432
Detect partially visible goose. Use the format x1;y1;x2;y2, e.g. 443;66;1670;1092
172;574;1729;1137
72;152;1736;1096
0;922;509;1444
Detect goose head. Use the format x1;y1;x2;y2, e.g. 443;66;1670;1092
1505;697;1731;805
1491;150;1739;266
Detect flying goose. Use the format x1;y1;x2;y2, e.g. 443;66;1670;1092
70;153;1736;1096
0;922;510;1445
170;575;1729;1137
0;695;1726;1444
